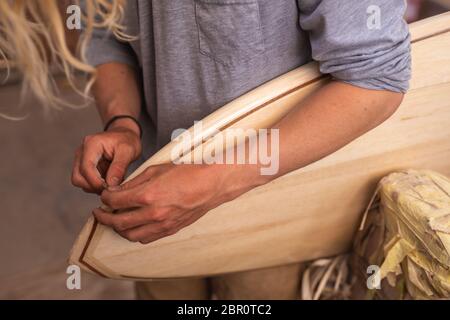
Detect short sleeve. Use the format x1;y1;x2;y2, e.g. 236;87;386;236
84;29;138;68
80;1;138;68
298;0;411;93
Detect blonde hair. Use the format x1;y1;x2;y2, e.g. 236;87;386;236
0;0;132;112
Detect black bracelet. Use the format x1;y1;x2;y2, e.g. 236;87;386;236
103;115;143;138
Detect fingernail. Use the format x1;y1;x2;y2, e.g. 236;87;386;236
108;185;121;191
111;177;120;185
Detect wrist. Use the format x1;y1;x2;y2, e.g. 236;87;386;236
212;163;270;200
105;116;142;138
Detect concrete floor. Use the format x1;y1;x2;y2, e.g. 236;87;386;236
0;79;135;299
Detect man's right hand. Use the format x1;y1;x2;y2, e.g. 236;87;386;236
71;119;142;194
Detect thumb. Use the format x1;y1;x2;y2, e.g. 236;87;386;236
106;146;135;187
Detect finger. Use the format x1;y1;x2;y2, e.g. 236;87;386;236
80;140;106;192
97;157;111;179
105;145;135;187
112;165;158;192
137;226;182;244
100;185;148;210
93;207;156;231
117;220;178;244
119;208;200;244
82;188;98;194
71;148;96;192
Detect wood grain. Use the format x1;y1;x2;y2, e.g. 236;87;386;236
69;13;450;279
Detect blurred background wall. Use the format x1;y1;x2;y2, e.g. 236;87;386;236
0;79;134;299
0;0;448;299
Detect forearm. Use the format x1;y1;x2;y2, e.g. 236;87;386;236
269;81;404;179
225;81;404;194
93;62;141;133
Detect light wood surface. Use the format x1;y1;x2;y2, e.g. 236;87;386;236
70;13;450;280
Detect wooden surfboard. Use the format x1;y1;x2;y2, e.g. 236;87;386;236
69;13;450;280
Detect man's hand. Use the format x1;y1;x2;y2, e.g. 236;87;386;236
72;62;143;194
93;163;264;244
71;120;142;194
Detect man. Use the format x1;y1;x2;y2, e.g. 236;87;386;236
72;0;411;299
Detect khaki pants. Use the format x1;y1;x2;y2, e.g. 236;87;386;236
135;263;303;300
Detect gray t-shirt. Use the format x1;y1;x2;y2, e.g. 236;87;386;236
85;0;411;159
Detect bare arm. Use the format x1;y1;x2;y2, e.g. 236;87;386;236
212;82;404;197
270;82;403;180
93;62;141;128
95;82;404;244
71;63;143;193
